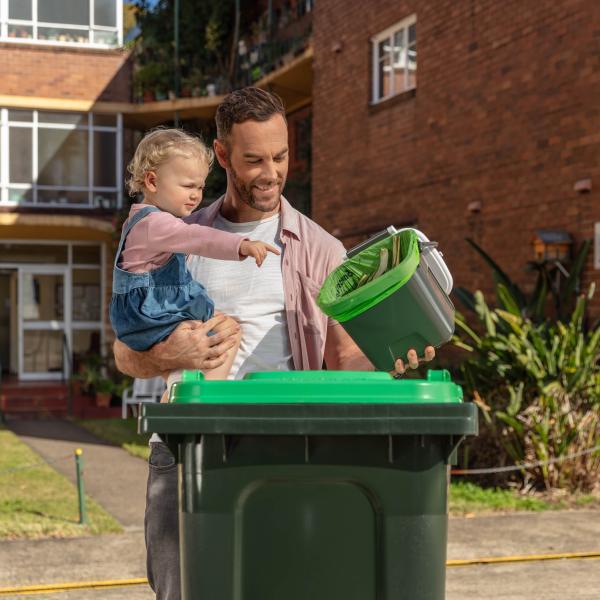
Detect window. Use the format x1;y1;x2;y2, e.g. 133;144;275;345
1;109;122;208
371;16;416;104
2;0;121;47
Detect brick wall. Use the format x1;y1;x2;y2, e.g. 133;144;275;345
0;42;131;102
312;0;600;315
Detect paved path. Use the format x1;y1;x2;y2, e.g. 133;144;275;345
2;511;599;599
2;418;152;599
446;510;600;598
6;418;147;530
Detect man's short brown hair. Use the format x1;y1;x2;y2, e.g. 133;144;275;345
215;87;286;141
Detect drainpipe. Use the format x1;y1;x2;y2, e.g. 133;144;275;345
229;0;240;86
174;0;180;126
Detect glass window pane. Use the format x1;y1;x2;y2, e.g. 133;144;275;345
9;127;32;183
0;243;68;264
94;131;116;187
93;29;118;45
93;113;117;127
407;45;417;88
22;273;64;321
23;330;63;374
73;245;101;265
38;112;87;126
7;24;33;39
392;29;407;94
9;0;32;20
377;39;388;62
38;27;90;43
92;192;117;209
72;329;102;369
37;189;90;206
393;30;405;64
72;269;101;321
37;128;89;187
38;0;89;26
408;23;416;45
378;54;391;100
8;188;33;204
8;110;33;122
94;0;117;27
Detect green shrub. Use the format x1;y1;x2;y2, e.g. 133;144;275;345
452;237;599;491
454;287;600;491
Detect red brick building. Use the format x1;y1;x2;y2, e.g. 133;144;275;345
0;0;131;383
311;0;600;315
0;0;314;388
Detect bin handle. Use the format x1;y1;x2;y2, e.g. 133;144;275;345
418;241;439;252
345;226;398;259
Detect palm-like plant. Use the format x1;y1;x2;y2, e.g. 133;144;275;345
453;237;592;324
452;237;599;490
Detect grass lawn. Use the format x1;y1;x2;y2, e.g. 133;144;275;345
75;418;151;460
449;481;555;514
0;425;122;540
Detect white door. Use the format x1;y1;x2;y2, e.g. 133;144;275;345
18;266;71;381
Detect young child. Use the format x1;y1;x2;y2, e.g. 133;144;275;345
110;128;279;397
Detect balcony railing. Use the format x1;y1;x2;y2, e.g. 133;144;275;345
235;31;311;88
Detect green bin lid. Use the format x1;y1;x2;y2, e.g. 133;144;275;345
170;369;462;404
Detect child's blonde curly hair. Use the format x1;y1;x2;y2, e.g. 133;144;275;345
126;127;214;196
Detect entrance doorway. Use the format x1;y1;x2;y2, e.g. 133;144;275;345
18;266;69;381
0;240;105;382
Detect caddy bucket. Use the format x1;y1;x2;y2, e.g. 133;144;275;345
317;227;455;371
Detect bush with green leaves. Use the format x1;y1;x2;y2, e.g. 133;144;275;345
453;238;599;491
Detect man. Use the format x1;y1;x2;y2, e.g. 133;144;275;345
114;87;435;600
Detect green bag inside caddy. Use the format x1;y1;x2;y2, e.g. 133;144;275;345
317;227;455;371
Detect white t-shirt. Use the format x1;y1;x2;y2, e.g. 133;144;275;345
187;212;294;380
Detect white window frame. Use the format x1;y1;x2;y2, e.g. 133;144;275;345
0;108;123;209
0;0;123;48
371;15;417;104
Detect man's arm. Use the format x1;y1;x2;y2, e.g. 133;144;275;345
323;324;373;371
113;315;239;378
323;324;436;374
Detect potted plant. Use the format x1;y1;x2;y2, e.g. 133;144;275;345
95;379;114;408
76;353;104;396
143;89;156;102
134;62;168;103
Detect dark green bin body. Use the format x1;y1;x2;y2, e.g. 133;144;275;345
139;371;477;600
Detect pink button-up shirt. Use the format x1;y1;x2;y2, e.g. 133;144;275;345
186;196;346;370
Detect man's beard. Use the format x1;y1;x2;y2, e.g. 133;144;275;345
229;165;282;213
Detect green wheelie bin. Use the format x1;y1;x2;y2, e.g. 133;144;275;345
139;369;478;600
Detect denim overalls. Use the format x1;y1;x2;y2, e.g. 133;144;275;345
109;205;215;351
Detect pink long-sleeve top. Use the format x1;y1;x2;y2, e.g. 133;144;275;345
119;203;245;273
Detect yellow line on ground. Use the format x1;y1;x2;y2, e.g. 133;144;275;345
0;578;148;596
2;552;600;596
447;550;600;567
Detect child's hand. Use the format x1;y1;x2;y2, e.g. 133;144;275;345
239;240;281;267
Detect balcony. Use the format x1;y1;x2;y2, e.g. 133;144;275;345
124;1;313;129
122;44;312;129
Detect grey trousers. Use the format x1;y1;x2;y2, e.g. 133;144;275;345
145;442;180;600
